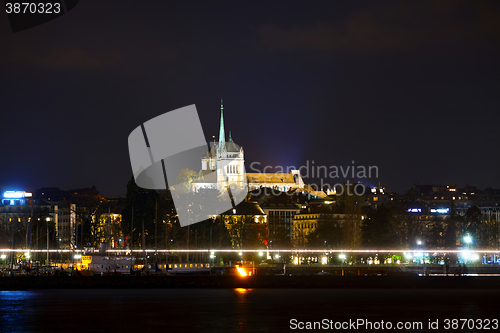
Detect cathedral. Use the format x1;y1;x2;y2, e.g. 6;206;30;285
191;100;305;193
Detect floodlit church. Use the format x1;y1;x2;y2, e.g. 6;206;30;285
191;100;305;193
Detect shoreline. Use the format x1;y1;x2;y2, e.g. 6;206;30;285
1;275;499;290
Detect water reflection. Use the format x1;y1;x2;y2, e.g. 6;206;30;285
233;288;253;331
0;289;498;332
234;288;253;294
0;290;35;332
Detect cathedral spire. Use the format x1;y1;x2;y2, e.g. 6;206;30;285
218;98;226;150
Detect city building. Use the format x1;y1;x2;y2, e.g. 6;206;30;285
220;201;267;248
191;99;305;193
292;212;366;248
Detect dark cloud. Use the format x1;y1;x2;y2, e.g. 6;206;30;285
1;1;499;197
2;46;123;69
260;1;500;53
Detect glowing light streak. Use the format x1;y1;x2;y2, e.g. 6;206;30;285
431;208;449;214
1;249;499;254
235;265;247;277
3;191;32;198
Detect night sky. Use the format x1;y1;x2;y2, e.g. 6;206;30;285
1;0;499;198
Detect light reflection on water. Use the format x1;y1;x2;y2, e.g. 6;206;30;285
234;288;253;331
0;288;497;332
0;291;35;333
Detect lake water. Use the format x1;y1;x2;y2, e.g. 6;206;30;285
0;289;498;332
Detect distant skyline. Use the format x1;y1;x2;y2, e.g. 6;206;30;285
1;1;499;197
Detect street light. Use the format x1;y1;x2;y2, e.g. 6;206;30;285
46;217;50;267
339;254;346;276
463;235;473;264
462;250;470;262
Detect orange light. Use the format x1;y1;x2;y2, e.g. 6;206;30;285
236;265;247;277
235;288;249;293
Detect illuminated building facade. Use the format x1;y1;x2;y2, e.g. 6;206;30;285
192;100;305;193
53;204;77;250
192;99;246;193
0;191;34;251
292;213;366;248
92;211;123;248
247;171;304;192
1;191;34;206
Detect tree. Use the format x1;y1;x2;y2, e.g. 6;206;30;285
241;222;266;249
121;176;159;248
306;215;343;249
393;203;426;248
443;213;462;248
361;205;399;248
174;168;197;193
426;216;446;247
336;182;363;248
68;188;103;248
464;206;484;245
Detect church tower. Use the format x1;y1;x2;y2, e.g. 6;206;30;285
218;98;227;158
194;99;246;193
215;99;245;192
